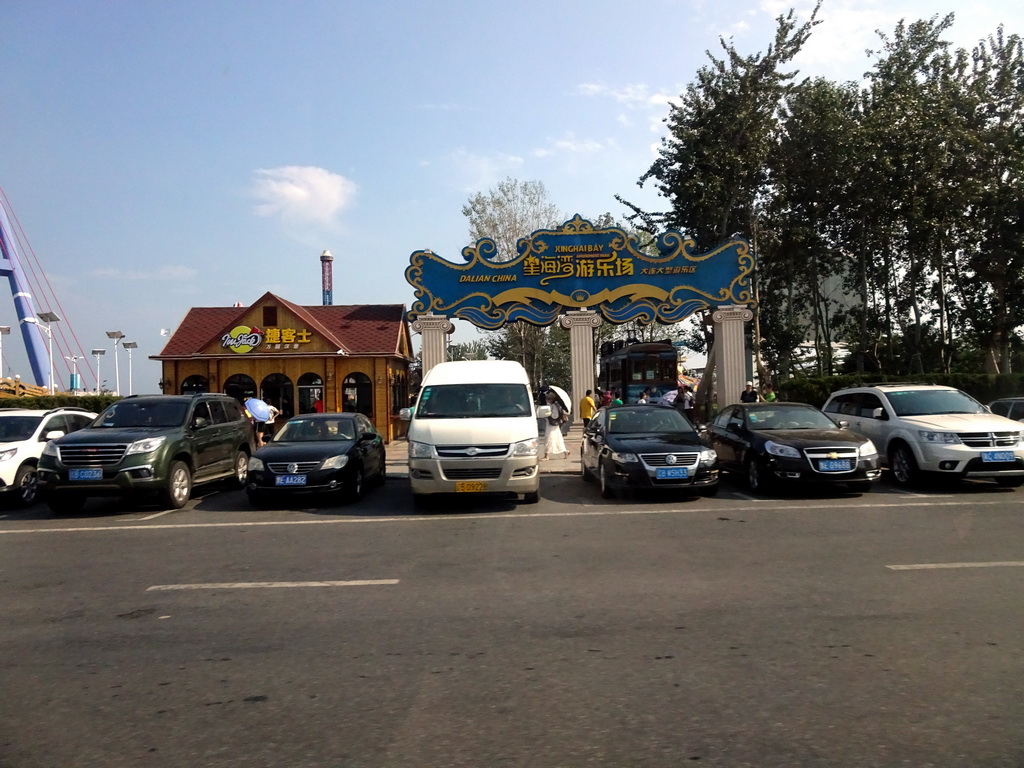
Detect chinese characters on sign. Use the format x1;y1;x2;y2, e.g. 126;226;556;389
220;325;315;354
406;214;752;329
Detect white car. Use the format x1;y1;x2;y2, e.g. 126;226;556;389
0;407;96;507
822;384;1024;488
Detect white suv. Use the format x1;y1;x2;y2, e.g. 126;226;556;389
822;385;1024;488
0;407;96;507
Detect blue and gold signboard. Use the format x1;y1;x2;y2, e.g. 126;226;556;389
406;215;753;329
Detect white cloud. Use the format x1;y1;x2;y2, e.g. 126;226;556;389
250;166;357;226
531;133;606;159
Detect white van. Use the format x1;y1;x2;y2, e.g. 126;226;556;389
400;360;550;506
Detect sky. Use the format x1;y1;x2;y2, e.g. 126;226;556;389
2;0;1021;394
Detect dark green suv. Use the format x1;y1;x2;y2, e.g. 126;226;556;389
38;394;256;513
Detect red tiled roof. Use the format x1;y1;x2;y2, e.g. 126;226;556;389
156;295;412;359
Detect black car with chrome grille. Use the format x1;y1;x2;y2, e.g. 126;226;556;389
245;412;385;507
581;404;719;499
707;402;881;494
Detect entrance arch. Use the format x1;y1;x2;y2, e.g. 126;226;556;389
259;373;294;419
297;372;324;414
342;372;372;416
223;373;257;402
181;375;209;394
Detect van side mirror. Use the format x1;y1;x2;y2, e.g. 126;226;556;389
399;407;412;421
193;416;208;430
43;430;66;441
871;408;886;420
537;405;552;419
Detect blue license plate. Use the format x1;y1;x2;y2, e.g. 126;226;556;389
982;451;1014;463
656;467;689;479
819;459;852;472
69;468;102;481
275;474;307;486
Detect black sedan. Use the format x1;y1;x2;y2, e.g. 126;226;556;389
581;404;719;499
707;402;881;493
245;413;386;507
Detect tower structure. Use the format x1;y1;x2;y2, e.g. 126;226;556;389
320;249;334;306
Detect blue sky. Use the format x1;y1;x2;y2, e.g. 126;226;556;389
2;0;1021;393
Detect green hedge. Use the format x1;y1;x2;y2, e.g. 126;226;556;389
0;394;121;413
776;373;1024;409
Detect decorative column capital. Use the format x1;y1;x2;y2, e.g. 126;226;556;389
712;305;753;323
411;314;455;334
558;310;602;330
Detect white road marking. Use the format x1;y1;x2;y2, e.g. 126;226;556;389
138;510;176;521
147;579;400;591
886;561;1024;571
0;498;1011;535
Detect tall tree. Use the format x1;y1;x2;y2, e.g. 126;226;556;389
462;178;564;387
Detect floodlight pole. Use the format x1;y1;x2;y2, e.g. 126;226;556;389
106;331;124;394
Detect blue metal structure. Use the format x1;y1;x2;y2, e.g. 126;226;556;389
0;199;51;387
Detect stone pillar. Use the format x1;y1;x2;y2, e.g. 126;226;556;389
712;304;753;409
559;310;602;423
411;314;454;377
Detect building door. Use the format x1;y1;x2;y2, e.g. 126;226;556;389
342;372;373;416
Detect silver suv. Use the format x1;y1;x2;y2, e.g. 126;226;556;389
0;407;97;507
822;384;1024;487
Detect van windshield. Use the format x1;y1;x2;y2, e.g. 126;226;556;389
416;384;531;418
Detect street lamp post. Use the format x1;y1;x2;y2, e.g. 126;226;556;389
37;312;62;395
0;325;10;378
106;331;124;395
122;341;138;396
91;348;105;394
64;355;82;393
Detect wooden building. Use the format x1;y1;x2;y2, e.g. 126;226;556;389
153;293;414;442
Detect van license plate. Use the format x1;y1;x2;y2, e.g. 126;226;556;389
819;459;852;472
656;467;688;479
455;481;488;492
982;451;1014;462
69;468;102;481
276;475;307;486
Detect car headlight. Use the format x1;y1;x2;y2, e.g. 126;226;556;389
511;437;539;457
126;436;167;455
699;448;718;464
321;455;350;470
42;442;59;457
610;451;638;463
0;447;17;462
859;440;878;457
765;440;801;459
918;430;961;444
409;441;433;459
248;456;264;471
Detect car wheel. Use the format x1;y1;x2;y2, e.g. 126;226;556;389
232;451;249;488
523;490;540;504
46;493;86;515
995;477;1024;488
13;464;39;508
847;480;873;493
599;462;615;499
889;444;919;487
162;461;193;509
346;465;364;503
747;458;772;494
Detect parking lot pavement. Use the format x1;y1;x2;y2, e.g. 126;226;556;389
386;424;583;477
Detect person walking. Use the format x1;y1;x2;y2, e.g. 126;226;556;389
600;388;613;407
579;389;597;428
740;381;760;403
679;385;695;423
762;383;777;402
612;390;623;406
543;391;569;459
637;388;650;404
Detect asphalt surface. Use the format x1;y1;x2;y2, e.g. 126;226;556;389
2;431;1023;768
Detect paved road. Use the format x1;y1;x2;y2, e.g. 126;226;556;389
1;464;1022;767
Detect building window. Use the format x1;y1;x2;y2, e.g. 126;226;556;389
223;373;257;402
181;375;209;394
260;372;294;419
298;372;324;414
263;306;278;327
342;372;372;416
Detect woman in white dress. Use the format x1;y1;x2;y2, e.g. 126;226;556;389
543;392;569;459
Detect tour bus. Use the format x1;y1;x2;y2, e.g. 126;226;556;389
400;360;550;507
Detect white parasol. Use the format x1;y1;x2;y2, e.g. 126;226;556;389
548;385;571;415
